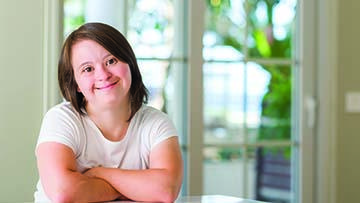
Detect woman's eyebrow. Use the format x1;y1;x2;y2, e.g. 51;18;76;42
76;53;113;69
102;53;112;60
78;61;91;69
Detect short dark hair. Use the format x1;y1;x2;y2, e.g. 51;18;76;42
58;22;148;120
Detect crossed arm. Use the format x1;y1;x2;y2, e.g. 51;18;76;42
36;137;183;203
36;143;121;203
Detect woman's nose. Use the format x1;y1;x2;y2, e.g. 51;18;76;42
95;65;111;80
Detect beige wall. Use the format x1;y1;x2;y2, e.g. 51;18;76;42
0;0;43;202
336;1;360;202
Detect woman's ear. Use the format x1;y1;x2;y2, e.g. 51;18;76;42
77;86;81;92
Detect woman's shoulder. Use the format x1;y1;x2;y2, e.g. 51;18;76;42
44;101;82;121
132;105;175;129
136;105;169;120
132;106;177;144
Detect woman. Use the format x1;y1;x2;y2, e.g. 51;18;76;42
34;22;183;203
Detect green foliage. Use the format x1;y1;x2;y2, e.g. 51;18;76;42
254;29;271;57
63;0;86;36
206;0;232;14
64;15;85;30
218;148;242;160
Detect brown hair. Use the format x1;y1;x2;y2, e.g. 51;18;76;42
58;22;148;120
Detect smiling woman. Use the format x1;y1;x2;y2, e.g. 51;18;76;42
71;40;132;113
34;22;183;203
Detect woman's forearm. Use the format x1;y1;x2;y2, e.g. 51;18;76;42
37;143;122;203
85;168;181;203
48;170;121;203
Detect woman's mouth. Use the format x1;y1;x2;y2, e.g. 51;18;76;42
96;81;118;90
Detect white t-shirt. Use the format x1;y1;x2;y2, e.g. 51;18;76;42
34;101;177;202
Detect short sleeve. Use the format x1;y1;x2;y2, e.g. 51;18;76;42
36;105;82;157
149;111;178;150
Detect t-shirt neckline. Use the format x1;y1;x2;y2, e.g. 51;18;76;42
83;106;145;144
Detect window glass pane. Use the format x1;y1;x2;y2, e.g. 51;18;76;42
127;0;175;108
203;147;254;197
205;0;246;54
64;0;86;37
127;0;174;58
248;0;297;58
245;62;271;142
137;60;169;110
249;146;292;202
248;63;292;143
203;62;246;144
203;63;291;144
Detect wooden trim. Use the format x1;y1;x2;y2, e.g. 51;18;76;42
316;0;338;202
298;0;317;203
42;0;63;114
187;0;205;195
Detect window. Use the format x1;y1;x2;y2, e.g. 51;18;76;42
202;0;297;202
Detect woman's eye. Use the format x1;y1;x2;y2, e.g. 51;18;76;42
106;58;117;66
83;66;93;73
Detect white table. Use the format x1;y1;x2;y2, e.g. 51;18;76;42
107;195;267;203
175;195;267;203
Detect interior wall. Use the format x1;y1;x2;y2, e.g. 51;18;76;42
0;0;44;201
336;0;360;202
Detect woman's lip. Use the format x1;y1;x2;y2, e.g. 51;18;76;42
96;81;118;90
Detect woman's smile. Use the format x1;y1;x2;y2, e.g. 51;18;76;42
95;80;119;91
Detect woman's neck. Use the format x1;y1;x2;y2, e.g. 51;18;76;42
86;102;132;141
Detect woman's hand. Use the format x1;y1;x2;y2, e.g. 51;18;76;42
83;167;101;178
84;167;130;201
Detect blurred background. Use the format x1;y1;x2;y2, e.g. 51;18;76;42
1;0;359;203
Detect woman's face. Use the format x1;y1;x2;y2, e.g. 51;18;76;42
71;39;132;109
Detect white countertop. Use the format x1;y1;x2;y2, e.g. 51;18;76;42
107;195;267;203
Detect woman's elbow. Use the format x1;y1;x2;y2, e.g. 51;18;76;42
159;184;181;203
46;183;81;203
51;191;75;203
160;172;183;202
159;192;178;203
